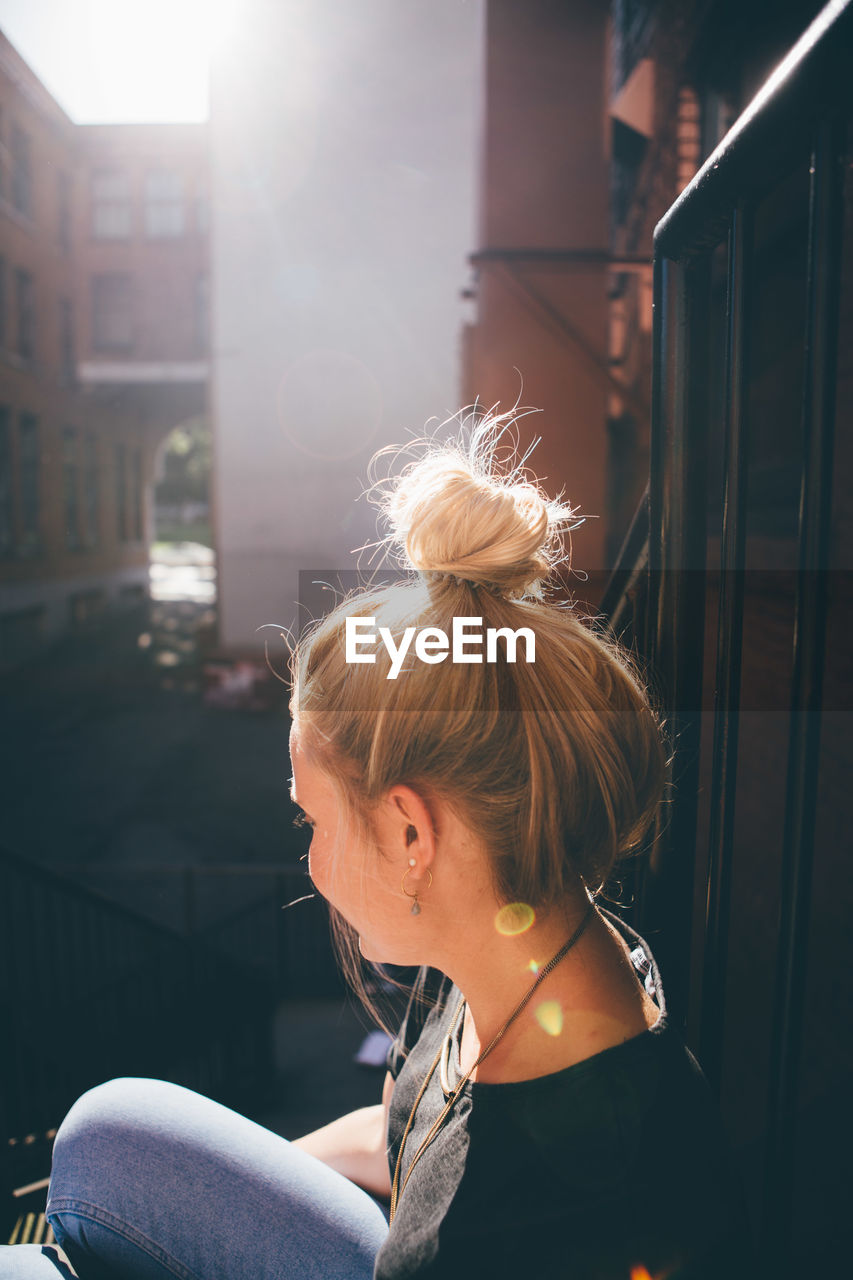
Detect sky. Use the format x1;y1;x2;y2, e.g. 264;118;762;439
0;0;238;122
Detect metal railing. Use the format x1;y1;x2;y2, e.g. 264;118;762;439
599;1;852;1271
60;862;345;1000
598;482;650;641
1;846;278;1232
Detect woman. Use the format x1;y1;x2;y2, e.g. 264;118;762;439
2;420;751;1278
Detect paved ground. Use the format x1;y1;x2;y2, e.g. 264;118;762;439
1;608;295;888
1;550;388;1140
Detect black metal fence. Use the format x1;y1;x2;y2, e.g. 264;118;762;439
61;861;346;1000
0;846;280;1235
604;2;852;1272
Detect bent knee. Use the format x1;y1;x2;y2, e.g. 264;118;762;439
54;1077;181;1143
50;1078;186;1197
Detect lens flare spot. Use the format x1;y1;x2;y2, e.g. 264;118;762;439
527;959;539;975
494;903;535;936
534;1000;563;1037
630;1269;656;1280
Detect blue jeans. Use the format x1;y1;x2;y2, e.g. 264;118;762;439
0;1078;390;1278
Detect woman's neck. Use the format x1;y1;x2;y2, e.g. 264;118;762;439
431;890;589;1049
431;892;658;1084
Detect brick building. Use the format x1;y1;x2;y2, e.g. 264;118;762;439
462;1;614;580
0;29;209;665
463;0;829;589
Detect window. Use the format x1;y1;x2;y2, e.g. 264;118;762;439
59;297;75;382
194;273;209;353
18;412;40;552
83;433;99;546
0;256;6;348
116;442;127;541
0;406;12;555
701;87;738;159
62;427;80;549
15;269;35;361
195;189;209;233
92;169;131;238
144;170;184;237
69;590;104;630
131;447;143;540
10;122;32;218
676;85;701;193
58;171;72;250
0;607;44;665
92;274;133;351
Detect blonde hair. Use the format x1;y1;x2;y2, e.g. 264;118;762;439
290;414;665;909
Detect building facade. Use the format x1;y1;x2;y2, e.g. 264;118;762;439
462;0;829;593
462;0;614;581
209;0;483;652
0;30;209;666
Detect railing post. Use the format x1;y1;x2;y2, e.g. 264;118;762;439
699;201;753;1090
761;110;845;1257
647;252;709;1027
183;866;196;935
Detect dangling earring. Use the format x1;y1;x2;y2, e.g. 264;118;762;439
401;859;432;916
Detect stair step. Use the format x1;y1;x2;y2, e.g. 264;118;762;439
7;1210;54;1246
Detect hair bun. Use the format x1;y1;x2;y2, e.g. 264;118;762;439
382;417;580;597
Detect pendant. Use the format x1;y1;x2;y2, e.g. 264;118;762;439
410;898;421;916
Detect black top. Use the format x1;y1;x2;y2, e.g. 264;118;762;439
375;911;753;1280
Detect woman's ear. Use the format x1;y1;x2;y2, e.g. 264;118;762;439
386;786;437;868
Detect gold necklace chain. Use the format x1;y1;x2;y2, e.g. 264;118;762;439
388;897;597;1222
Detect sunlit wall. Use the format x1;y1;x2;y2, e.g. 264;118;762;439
210;0;483;650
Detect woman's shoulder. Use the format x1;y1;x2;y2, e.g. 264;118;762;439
470;911;721;1153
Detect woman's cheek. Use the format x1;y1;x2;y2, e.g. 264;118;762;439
308;833;336;901
307;835;325;894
